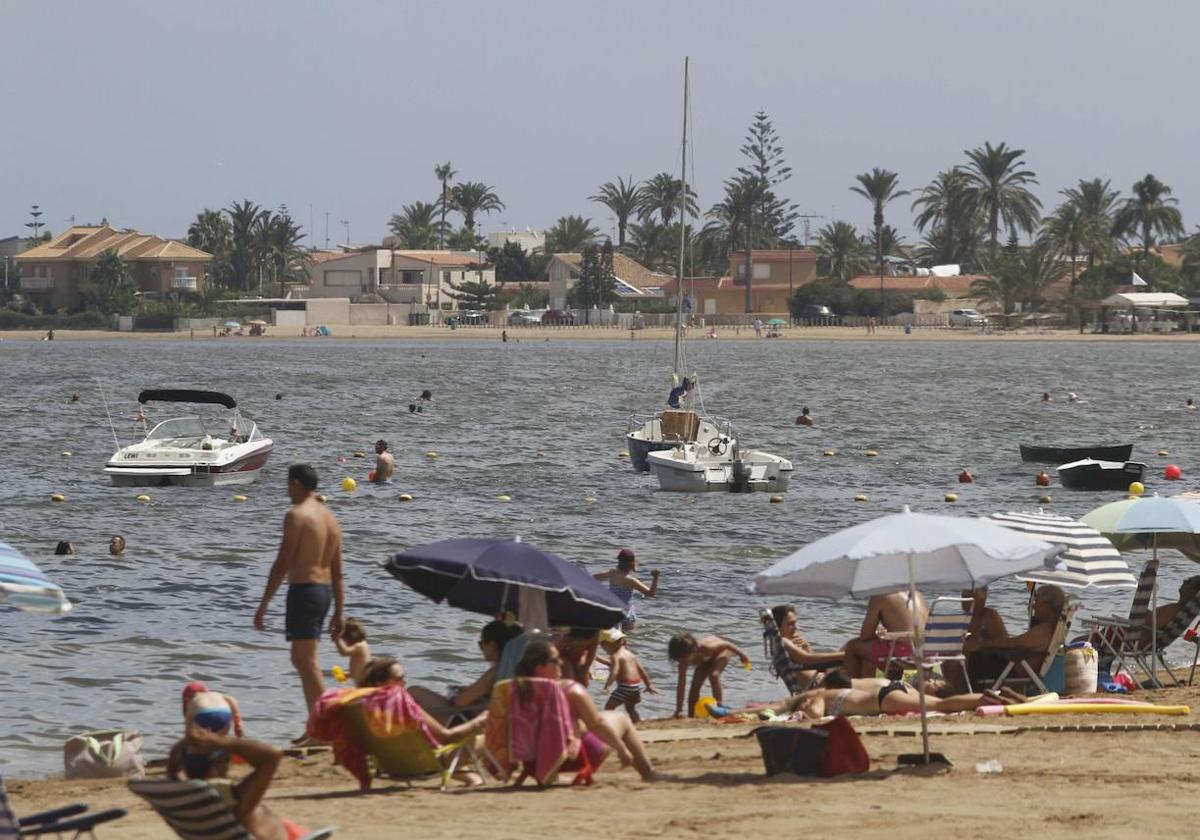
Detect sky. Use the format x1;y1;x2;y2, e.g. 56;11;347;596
3;0;1198;250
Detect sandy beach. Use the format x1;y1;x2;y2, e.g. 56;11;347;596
2;325;1198;343
9;685;1200;840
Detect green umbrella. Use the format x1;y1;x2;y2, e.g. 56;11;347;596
1081;497;1200;556
765;318;787;326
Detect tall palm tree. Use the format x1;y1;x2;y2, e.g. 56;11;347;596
638;172;699;226
187;209;233;288
255;212;307;296
543;216;599;254
1060;178;1120;267
434;161;456;248
1112;173;1185;255
911;167;980;268
1041;203;1086;286
962;141;1042;261
450;182;504;233
974;238;1064;316
812;221;870;283
851;168;908;312
626;220;672;271
389;201;445;249
589;176;643;247
225;200;266;291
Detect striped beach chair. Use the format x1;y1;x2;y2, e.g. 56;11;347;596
128;779;333;840
759;609;807;695
1119;586;1200;687
881;597;972;689
1080;557;1159;674
0;774;125;839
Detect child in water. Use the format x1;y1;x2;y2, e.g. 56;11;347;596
600;628;656;723
333;618;372;686
668;633;751;718
593;548;659;631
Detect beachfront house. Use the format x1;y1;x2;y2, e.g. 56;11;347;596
547;252;668;310
16;225;211;311
305;247;496;311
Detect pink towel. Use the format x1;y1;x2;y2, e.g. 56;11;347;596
485;678;576;785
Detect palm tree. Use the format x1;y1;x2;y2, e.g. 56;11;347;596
1042;203;1086;286
187;209;233;287
83;249;139;314
626;220;673;271
1060;178;1120;268
543;216;599;254
255;212;307;296
389;202;446;249
911;167;980;268
812;221;870;282
873;225;904;260
434;161;456;248
225;200;266;291
851;168;908;312
1113;173;1184;255
638;172;698;226
589;176;643;247
974;237;1064;318
962;141;1042;261
450;182;504;233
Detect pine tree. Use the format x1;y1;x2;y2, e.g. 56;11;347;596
734;111;798;311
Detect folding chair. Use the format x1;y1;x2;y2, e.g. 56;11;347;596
1080;556;1158;673
343;701;479;791
1120;589;1200;687
759;609;808;695
0;774;125;839
128;779;333;840
882;597;972;690
989;602;1079;694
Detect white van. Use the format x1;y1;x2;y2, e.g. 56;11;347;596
948;308;986;327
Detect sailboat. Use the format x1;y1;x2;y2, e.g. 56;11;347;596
629;59;794;494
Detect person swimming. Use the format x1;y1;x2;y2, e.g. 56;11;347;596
1188;398;1196;410
795;407;814;427
1041;392;1052;402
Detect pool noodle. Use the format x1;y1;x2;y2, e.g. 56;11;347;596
1003;703;1190;716
975;697;1153;717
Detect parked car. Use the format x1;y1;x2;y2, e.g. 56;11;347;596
541;309;576;325
448;310;489;326
948;308;986;327
507;309;542;326
799;304;840;324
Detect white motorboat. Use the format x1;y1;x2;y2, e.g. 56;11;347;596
647;441;793;494
104;389;273;487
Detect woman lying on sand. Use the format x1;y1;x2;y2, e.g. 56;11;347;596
768;670;1020;719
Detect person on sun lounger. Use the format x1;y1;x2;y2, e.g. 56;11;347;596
840;589;928;678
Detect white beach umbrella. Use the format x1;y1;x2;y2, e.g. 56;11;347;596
752;506;1065;764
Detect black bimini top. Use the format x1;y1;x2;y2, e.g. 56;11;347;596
137;389;237;409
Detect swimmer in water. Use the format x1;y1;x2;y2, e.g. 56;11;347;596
1041;392;1052;402
1188;398;1196;410
795;407;814;427
1068;392;1081;403
419;389;433;402
109;535;126;556
373;439;395;482
70;392;80;403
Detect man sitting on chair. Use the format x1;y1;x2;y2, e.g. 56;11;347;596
840;589;928;678
964;584;1065;688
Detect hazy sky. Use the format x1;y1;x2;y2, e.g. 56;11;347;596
4;0;1197;249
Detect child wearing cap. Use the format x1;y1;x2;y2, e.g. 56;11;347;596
600;628;656;723
167;682;245;781
593;548;659;631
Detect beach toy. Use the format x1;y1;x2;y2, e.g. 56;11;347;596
233;494;248;503
693;696;730;719
50;493;66;503
425;451;439;459
957;470;974;483
398;493;413;502
1165;464;1182;481
854;494;868;502
743;660;752;671
1039;495;1052;504
758;709;777;721
136;494;151;503
823;450;836;457
496;494;512;502
341;477;357;492
368;469;377;482
331;665;348;684
61;450;72;457
769;494;783;503
944;493;958;503
336;455;346;464
1035;470;1050;487
1004;703;1189;716
865;449;879;457
1129;481;1145;496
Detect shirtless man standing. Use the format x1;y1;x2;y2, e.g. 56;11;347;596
373;439;395;483
841;589;927;678
254;464;345;733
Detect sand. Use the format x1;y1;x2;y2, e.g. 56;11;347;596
10;684;1200;840
2;325;1197;343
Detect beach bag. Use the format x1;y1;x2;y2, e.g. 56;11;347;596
753;726;828;777
1064;643;1098;695
815;716;870;777
64;729;145;779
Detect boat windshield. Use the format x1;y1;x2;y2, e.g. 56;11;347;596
145;417;208;441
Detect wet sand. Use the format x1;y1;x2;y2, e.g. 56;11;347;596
9;685;1200;840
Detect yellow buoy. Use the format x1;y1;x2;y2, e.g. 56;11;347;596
51;493;66;503
1039;495;1052;504
536;450;545;457
617;451;630;459
398;493;413;502
1158;450;1170;457
233;494;248;503
316;494;328;503
1129;481;1145;496
425;451;439;459
854;493;868;502
584;495;597;503
353;451;366;458
823;450;836;457
341;477;357;492
136;494;151;503
769;494;784;503
944;493;958;503
61;450;72;457
866;449;879;457
496;494;512;502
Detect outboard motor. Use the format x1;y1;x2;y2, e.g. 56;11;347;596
730;444;751;493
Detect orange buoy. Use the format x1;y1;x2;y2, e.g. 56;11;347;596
1035;470;1051;487
368;469;377;482
1165;464;1183;481
957;469;974;484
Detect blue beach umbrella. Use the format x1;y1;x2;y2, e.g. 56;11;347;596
384;537;628;629
0;541;72;614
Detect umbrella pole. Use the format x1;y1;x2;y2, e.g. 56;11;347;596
909;557;931;764
1151;536;1159;687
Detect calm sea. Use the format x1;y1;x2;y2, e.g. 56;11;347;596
1;336;1196;775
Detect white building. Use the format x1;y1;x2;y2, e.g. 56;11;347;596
305;248;495;310
487;228;544;254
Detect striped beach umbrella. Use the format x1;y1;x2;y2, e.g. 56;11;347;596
0;541;72;614
989;511;1135;590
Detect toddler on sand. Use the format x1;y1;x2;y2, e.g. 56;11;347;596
600;628;656;723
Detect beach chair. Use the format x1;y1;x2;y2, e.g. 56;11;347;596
759;610;809;695
1113;587;1200;687
882;597;973;691
1079;556;1158;674
343;700;479;791
989;602;1079;694
0;774;125;839
128;779;333;840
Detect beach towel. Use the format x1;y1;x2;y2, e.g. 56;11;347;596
485;678;576;785
308;685;437;790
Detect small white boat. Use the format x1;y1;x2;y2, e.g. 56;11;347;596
626;409;731;473
104;389;273;487
647;441;793;493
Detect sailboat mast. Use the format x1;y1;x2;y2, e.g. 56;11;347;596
672;57;689;381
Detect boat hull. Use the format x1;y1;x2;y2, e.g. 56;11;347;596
1057;459;1146;491
626;434;677;473
1020;444;1133;463
647;448;792;493
105;444;272;487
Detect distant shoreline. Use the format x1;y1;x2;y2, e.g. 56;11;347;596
3;325;1198;343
